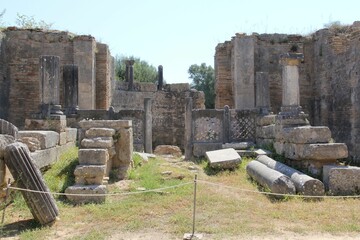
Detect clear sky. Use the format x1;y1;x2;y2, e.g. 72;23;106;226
1;0;359;83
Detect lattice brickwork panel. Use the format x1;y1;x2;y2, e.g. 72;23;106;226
229;110;256;142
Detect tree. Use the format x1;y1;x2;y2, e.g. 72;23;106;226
188;63;215;109
16;13;53;30
0;9;6;28
115;56;158;83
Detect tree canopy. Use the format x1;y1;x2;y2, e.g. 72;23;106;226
115;56;158;83
188;63;215;109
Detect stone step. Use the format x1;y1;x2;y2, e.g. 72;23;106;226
85;128;115;138
65;184;106;204
78;148;109;165
275;126;331;144
222;142;255;150
74;165;106;185
205;148;241;169
81;137;114;149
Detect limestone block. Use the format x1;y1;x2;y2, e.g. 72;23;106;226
222;142;255;150
85;128;115;138
283;143;348;160
115;127;133;168
205;148;241;169
78;120;132;131
323;165;360;195
275;126;331;144
79;149;109;165
154;145;182;157
256;125;275;139
81;137;114;149
256;115;276;126
193;143;223;158
74;165;106;185
24;115;66;132
274;142;284;155
65;184;106;204
256;138;274;148
18;137;41;152
59;132;67;146
246;160;296;196
18;131;59;149
275;114;309;127
65;128;77;143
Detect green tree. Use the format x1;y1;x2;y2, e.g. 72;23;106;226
188;63;215;109
115;55;158;83
16;13;53;30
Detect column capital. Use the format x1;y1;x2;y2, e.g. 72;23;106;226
125;59;135;66
280;53;304;66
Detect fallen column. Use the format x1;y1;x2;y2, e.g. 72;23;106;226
256;155;324;196
246;160;296;196
4;142;59;225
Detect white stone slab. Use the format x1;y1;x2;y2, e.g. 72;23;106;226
205;148;241;169
18;130;59;149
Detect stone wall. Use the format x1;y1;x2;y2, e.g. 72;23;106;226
111;82;205;150
0;28;114;127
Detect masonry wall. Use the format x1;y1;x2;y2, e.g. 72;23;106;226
111;82;205;150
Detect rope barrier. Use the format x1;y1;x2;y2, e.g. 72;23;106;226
197;179;360;199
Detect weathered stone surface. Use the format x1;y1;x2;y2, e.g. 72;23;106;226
275;114;309;127
256;155;324;196
246;160;296;196
65;184;106;204
256;138;274;148
85;128;115;138
78;149;109;165
256;125;275;139
18;137;41;152
275;126;331;144
323;165;360;195
24;115;66;133
81;137;114;149
256;115;276;126
154;145;182;157
0;135;16;158
78;120;132;131
283;143;348;160
74;165;106;185
206;148;241;169
59;132;67;146
66;128;77;143
115;126;133;168
222;142;255;150
18;131;59;149
193;143;223;158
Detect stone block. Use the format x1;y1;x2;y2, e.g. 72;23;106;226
323;165;360;195
18;131;59;149
274;142;284;155
256;125;275;139
256;138;274;148
65;185;106;204
66;128;77;143
81;137;114;149
283;143;348;160
193;143;223;158
275;114;309;127
78;120;132;131
206;148;241;169
78;149;109;165
17;137;40;152
115;126;133;168
74;165;106;185
256;115;276;126
24;115;66;132
154;145;182;157
222;142;255;150
168;83;190;92
59;132;67;146
275;126;331;144
85;128;115;138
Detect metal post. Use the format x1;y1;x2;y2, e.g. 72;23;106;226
192;174;198;237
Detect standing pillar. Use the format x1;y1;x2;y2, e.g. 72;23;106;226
39;56;63;115
63;64;79;115
157;65;163;90
255;72;270;115
279;53;304;115
233;34;255;110
185;97;193;160
126;60;135;91
144;98;152;153
125;63;129;82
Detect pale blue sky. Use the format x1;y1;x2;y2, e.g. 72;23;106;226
1;0;359;83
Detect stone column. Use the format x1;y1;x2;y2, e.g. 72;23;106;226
184;97;193;160
40;56;62;115
144;98;152;153
233;34;255;110
223;105;230;143
126;60;135;91
63;64;79;115
279;53;304;115
255;72;270;115
157;65;163;90
125;63;129;82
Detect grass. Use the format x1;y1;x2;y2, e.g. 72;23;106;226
1;149;360;239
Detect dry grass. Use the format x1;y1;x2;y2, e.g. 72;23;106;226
1;152;360;239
